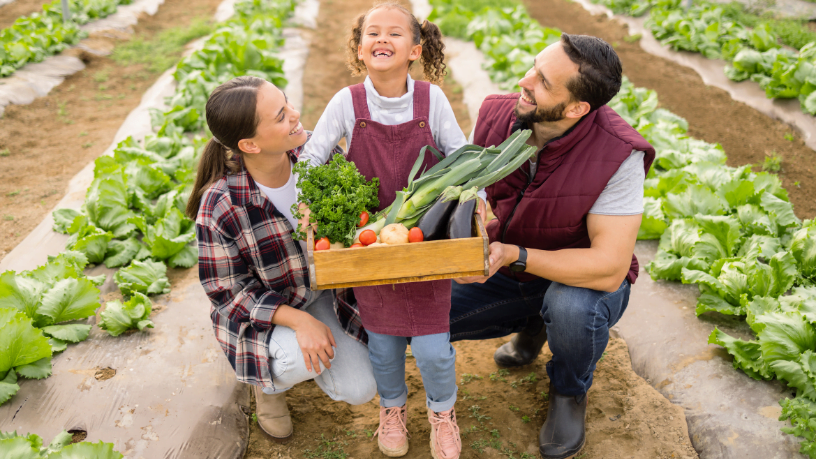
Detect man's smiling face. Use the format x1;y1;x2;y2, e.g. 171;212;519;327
515;42;582;124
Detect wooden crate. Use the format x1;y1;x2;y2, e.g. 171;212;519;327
307;216;489;289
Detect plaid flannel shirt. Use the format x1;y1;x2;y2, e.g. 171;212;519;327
196;133;366;390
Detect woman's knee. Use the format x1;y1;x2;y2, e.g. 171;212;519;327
343;373;378;405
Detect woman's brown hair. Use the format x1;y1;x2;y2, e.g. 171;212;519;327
346;2;447;85
185;76;266;220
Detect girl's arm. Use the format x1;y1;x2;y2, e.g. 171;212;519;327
299;89;352;168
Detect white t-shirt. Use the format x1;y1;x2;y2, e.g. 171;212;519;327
254;162;299;231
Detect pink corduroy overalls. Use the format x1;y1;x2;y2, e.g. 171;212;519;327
345;81;452;337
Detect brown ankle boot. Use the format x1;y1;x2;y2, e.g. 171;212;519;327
253;385;293;443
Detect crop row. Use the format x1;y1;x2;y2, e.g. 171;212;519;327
590;0;816;116
1;0;134;78
430;0;816;455
0;1;295;434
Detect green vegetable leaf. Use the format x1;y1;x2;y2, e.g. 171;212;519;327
114;260;170;297
0;272;47;320
692;215;741;263
15;356;52;380
757;311;816;363
48;338;67;354
99;292;154;337
38;278;100;326
0;435;39;458
708;327;773;380
0;308;52;374
696;291;743;316
770;351;816;401
47;441;123;459
167;244;197;268
103;237;143;269
52;209;83;234
0;369;19;405
40;324;92;343
663;184;725;219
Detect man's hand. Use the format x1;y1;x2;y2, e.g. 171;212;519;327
476;198;487;226
454;242;520;284
293;314;336;374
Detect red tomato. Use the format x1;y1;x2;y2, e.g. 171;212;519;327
315;237;331;251
350;243;364;248
408;227;424;243
358;211;370;227
359;229;377;246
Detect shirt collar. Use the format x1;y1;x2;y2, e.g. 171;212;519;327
363;74;414;111
227;132;309;208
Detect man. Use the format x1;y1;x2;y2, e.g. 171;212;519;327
452;34;655;459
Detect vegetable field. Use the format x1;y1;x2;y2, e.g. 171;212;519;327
1;0;815;456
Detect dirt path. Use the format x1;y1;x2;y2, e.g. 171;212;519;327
0;0;223;262
243;1;697;458
0;0;50;29
523;0;816;220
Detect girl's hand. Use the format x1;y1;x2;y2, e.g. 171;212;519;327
293;315;337;374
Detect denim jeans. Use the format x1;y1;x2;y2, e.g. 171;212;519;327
450;273;630;396
262;291;377;405
367;331;458;413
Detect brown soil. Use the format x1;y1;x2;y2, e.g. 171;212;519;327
244;1;697;458
244;338;697;459
94;367;116;381
68;429;87;443
0;0;51;29
0;0;224;262
523;0;816;220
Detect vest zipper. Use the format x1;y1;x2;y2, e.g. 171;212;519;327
501;159;534;244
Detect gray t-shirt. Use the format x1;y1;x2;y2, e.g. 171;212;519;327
468;129;645;215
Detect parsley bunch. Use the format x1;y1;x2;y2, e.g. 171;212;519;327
292;154;379;247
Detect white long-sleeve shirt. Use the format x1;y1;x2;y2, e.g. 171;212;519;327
300;74;486;201
300;74;467;165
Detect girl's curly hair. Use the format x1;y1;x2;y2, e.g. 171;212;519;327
346;2;447;85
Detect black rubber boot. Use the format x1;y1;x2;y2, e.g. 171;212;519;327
538;385;587;459
493;316;547;368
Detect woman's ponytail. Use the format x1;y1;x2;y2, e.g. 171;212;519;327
185;75;265;220
185;139;241;219
419;20;447;85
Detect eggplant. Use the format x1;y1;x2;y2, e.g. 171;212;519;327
417;197;458;241
447;187;479;239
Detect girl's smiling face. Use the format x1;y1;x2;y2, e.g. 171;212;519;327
357;7;421;76
238;81;306;155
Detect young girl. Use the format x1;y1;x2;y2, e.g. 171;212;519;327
300;3;477;458
189;76;376;444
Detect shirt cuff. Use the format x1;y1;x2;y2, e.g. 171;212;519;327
249;290;288;331
477;189;487;202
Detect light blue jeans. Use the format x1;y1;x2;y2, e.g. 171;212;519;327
367;331;458;413
262;291;377;405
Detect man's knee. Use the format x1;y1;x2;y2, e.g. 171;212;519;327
543;283;600;325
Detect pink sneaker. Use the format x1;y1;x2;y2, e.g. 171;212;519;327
374;405;409;457
428;408;462;459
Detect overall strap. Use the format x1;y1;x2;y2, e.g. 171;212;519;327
349;83;371;120
412;81;431;120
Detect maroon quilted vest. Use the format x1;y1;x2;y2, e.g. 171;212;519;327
475;94;655;284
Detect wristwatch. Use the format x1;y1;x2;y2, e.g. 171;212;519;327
509;246;527;273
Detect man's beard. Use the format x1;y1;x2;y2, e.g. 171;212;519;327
515;99;567;126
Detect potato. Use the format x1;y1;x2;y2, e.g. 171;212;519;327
329;242;345;250
366;242;388;247
380;223;410;245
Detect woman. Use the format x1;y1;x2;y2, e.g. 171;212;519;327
187;76;376;443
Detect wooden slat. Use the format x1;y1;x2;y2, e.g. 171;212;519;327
307;215;488;289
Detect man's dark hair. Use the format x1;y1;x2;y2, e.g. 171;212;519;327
560;33;622;112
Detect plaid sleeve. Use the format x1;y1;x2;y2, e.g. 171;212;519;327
197;221;288;331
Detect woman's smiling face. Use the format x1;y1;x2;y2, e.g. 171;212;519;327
357;7;421;75
240;81;306;155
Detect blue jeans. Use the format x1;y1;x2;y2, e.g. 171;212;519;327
367;331;458;413
450;273;630;396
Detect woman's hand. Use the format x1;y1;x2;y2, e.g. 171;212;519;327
297;202;316;234
292;314;337;374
